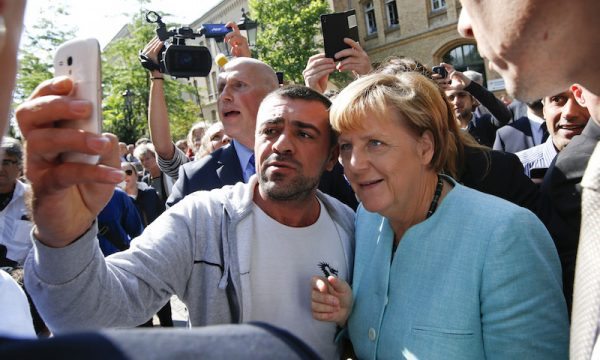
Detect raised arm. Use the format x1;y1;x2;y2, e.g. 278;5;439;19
142;37;178;161
436;63;512;126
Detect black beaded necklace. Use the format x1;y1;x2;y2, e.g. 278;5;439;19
426;175;444;219
392;175;445;257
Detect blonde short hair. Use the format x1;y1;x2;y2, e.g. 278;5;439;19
330;72;461;177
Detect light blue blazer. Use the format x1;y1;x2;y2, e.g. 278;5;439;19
347;179;569;360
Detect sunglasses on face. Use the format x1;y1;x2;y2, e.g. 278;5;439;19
124;169;134;176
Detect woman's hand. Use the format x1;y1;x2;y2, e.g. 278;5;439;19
335;38;372;76
303;53;336;94
224;22;252;58
311;275;353;327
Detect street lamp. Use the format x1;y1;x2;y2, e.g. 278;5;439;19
122;88;134;143
122;89;133;109
237;8;258;47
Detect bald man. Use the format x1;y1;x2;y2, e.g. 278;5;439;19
163;57;280;206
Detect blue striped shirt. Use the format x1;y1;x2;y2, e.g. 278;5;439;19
516;138;558;178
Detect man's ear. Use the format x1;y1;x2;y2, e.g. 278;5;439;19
325;144;339;172
418;130;435;166
571;84;586;107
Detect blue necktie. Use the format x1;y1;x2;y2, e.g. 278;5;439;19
245;154;256;181
541;122;549;144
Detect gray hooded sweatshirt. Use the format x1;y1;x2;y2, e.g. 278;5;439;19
25;176;355;349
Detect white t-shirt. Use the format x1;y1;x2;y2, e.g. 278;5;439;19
249;199;347;359
0;269;35;338
0;180;33;265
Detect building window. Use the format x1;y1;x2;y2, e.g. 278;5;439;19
386;0;399;27
364;1;377;35
431;0;446;11
211;110;217;121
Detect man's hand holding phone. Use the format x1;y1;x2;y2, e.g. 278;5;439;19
303;38;372;94
16;79;123;247
334;38;372;76
433;62;472;91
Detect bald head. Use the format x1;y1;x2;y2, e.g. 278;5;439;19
224;57;279;91
217;58;279;149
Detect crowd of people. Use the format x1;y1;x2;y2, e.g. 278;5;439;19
1;0;599;359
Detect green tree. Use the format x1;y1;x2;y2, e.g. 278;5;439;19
15;4;202;144
102;10;203;144
249;0;330;84
15;3;75;103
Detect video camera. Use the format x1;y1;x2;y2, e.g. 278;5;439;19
141;11;232;78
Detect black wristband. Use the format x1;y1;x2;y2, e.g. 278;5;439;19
150;77;164;80
138;51;161;72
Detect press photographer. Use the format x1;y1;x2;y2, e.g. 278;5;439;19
140;12;254;181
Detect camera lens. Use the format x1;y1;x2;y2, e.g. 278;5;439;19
178;52;193;67
164;45;212;77
67;56;73;66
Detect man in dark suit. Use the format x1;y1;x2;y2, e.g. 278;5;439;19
537;84;600;311
164;56;277;206
445;88;498;147
494;100;549;153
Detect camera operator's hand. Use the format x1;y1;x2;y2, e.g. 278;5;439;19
434;63;472;91
303;53;336;94
141;37;164;77
15;76;124;248
224;22;251;58
334;38;372;77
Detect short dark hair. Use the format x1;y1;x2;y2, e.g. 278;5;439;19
1;137;23;163
267;85;332;108
262;85;337;147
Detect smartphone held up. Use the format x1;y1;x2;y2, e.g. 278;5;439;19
432;65;448;79
321;10;359;61
53;38;102;164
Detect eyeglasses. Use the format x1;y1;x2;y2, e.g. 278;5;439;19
1;159;19;167
124;169;134;176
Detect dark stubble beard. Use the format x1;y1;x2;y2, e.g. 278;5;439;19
258;155;323;202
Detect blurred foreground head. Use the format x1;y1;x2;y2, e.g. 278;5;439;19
0;0;26;142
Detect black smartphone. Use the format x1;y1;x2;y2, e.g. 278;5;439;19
320;10;359;60
530;167;548;180
432;65;448;78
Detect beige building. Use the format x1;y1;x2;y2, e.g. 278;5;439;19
186;0;504;122
335;0;504;92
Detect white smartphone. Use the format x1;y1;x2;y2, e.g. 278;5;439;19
53;38;102;164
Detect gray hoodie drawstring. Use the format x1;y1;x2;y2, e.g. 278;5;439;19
218;207;230;290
